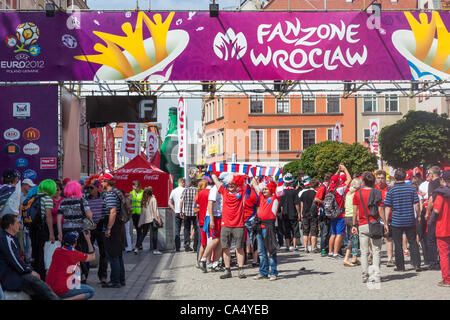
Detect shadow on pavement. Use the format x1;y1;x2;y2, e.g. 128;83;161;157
382;272;418;282
277;269;334;279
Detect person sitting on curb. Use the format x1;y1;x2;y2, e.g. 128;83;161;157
46;231;96;300
0;214;60;300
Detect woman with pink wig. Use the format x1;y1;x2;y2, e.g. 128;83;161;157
56;180;93;283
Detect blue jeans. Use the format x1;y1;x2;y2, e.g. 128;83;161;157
175;213;183;251
0;283;4;300
106;252;125;285
256;228;278;277
60;284;95;300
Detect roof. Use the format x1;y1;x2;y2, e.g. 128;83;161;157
113;154;167;175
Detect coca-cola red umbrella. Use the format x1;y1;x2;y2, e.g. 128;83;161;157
112;154;172;208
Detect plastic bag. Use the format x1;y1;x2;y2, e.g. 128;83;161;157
44;241;61;270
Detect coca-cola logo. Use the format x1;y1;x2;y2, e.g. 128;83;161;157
144;175;160;180
115;168;154;174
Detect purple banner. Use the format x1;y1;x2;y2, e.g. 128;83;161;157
0;85;58;182
0;11;449;81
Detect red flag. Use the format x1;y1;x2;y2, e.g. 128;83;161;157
90;128;104;173
105;125;115;170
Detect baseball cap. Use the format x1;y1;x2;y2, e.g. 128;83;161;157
63;231;79;246
22;178;36;187
330;175;340;184
3;169;18;181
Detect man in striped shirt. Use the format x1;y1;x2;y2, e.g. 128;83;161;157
180;179;199;252
384;168;422;272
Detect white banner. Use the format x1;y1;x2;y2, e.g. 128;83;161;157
177;97;185;168
369;119;380;156
120;123;140;159
147;131;158;160
333;123;342;142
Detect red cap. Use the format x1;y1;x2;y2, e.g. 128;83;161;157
330;175;339;184
99;173;114;181
266;181;277;195
339;172;346;179
63;177;71;185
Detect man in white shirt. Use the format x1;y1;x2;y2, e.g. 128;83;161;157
169;178;186;252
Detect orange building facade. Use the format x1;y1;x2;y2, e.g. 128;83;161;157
203;95;356;166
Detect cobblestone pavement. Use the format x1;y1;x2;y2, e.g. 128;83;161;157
91;241;447;300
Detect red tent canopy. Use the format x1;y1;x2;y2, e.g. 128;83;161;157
112;154;173;208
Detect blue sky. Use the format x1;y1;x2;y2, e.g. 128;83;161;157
87;0;241;10
86;0;239;139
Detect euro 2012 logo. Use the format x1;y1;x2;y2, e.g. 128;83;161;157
5;22;41;56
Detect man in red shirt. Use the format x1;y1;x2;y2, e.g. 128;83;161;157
46;231;96;300
352;171;388;283
328;164;351;259
375;170;394;267
315;172;332;257
194;179;211;271
253;180;280;281
211;173;250;279
433;170;450;287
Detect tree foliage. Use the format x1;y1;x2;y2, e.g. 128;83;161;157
283;140;378;179
379;111;450;169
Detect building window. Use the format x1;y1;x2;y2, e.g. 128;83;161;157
327;95;340;113
327;129;333;140
364;129;371;144
276;98;290;114
217;98;224;118
219;132;224;154
302;96;315;113
364;95;377;112
385;94;399;112
278;130;290;151
250;130;264;152
303;130;315;149
250;96;263;114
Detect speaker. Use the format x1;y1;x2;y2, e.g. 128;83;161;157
45;2;55;17
210;3;219;18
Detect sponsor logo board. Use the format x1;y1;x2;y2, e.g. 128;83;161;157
13;103;31;119
40;157;57;169
3;128;20;141
4;142;20;155
23;142;39;155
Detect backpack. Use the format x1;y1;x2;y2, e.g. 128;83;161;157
112;189;132;224
323;190;341;219
22;194;44;228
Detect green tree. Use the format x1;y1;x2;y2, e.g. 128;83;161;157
282;159;302;178
338;142;378;175
314;142;349;177
379;111;450;169
297;140;340;178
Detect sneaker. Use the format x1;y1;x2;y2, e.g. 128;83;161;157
206;262;213;271
321;250;328;257
200;261;207;273
185;246;193;252
212;265;225;272
133;248;138;255
238;272;247;279
253;274;267;280
386;260;395;267
293;246;298;251
394;267;405;272
313;248;321;254
289;246;295;252
333;254;344;259
195;261;201;269
305;248;310;253
251;262;260;267
328;253;334;258
220;270;232;279
269;275;277;281
153;250;162;255
437;280;450;287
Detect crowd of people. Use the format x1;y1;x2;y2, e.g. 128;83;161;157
169;165;450;286
0;170;163;300
0;162;449;300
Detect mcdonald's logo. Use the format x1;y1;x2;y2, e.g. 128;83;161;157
23;127;40;141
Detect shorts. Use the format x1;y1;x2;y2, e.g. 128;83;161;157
331;217;346;235
199;226;207;246
280;217;300;239
302;216;319;237
210;217;221;239
221;226;245;249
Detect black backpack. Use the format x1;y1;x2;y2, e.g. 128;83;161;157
111;189;132;224
323;190;341;219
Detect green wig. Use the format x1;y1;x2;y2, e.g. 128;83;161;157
38;179;57;197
